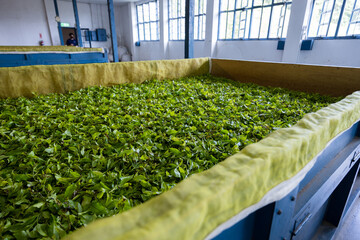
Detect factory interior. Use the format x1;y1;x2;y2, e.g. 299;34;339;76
0;0;360;239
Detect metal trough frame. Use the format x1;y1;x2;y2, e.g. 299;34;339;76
0;52;108;67
213;121;360;240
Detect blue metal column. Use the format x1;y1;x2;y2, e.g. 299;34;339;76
53;0;64;45
107;0;119;62
185;0;195;58
72;0;83;47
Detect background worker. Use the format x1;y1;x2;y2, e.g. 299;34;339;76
66;33;78;46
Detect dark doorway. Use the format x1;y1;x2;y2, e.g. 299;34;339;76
61;27;77;46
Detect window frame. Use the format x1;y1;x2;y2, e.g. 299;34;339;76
168;0;207;41
168;0;185;41
136;0;160;42
217;0;293;41
194;0;207;40
307;0;360;40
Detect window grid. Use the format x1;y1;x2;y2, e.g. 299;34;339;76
277;3;288;38
347;0;360;35
308;0;360;38
169;0;207;40
136;0;160;41
218;0;292;40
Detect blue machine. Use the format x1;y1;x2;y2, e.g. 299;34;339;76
0;51;108;67
212;121;360;240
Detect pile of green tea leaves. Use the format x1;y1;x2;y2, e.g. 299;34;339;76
0;75;341;239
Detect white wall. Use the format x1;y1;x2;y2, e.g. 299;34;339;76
126;0;360;67
214;41;283;62
45;0;113;50
298;40;360;67
133;42;163;60
0;0;52;46
0;0;123;53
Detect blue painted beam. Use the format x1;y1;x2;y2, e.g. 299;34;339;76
53;0;64;45
107;0;119;62
185;0;195;58
72;0;83;47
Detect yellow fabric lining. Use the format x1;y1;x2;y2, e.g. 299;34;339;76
0;58;210;99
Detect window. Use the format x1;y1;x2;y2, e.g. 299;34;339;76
218;0;292;40
195;0;207;40
137;1;160;41
308;0;360;38
169;0;207;40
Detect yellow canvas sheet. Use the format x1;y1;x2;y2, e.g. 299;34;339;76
0;46;103;52
64;89;360;240
0;58;209;98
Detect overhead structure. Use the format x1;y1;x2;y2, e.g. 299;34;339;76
107;0;119;62
72;0;83;47
53;0;64;45
185;0;195;58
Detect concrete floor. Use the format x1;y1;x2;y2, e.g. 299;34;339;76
333;196;360;240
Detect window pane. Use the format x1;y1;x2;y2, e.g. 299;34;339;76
274;0;287;3
143;3;150;22
237;0;250;9
355;23;360;35
234;11;241;38
194;16;199;39
250;8;261;38
170;0;176;18
149;1;157;21
253;0;263;7
238;10;247;38
308;0;323;37
180;0;185;17
144;23;150;40
327;0;343;37
200;0;206;14
180;18;185;39
338;0;356;36
170;19;177;40
228;0;236;10
195;0;199;15
281;4;292;38
226;12;234;38
137;5;144;23
269;5;280;38
198;15;204;39
150;22;157;40
219;12;227;38
221;0;229;11
245;9;251;38
264;0;272;5
139;24;144;41
203;15;207;39
259;7;271;38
